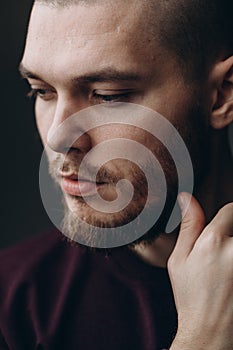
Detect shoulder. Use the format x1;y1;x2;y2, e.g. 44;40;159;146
0;228;63;263
0;230;69;293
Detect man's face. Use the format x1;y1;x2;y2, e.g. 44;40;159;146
21;1;208;243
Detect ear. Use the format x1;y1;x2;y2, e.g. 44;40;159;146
210;56;233;129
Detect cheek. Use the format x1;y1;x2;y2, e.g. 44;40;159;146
35;101;55;146
91;125;156;146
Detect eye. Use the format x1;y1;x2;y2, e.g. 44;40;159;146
92;91;132;103
27;88;56;101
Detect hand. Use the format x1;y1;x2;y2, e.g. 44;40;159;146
168;193;233;350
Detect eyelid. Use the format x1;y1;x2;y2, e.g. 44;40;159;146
26;77;56;91
27;87;57;101
94;89;135;95
26;77;50;85
91;90;134;104
27;78;55;89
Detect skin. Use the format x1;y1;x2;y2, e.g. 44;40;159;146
21;1;206;249
21;1;233;348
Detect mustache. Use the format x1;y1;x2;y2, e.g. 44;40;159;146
49;154;143;185
48;151;170;202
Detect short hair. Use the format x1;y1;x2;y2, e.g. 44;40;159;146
34;0;233;81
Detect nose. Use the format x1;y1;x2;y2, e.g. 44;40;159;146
47;96;92;154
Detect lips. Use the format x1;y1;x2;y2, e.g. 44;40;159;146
61;175;104;197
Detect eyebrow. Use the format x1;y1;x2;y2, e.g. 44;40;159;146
19;63;144;84
19;63;41;80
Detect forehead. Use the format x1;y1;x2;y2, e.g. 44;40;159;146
28;2;141;43
23;3;155;77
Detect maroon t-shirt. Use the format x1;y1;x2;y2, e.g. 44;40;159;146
0;230;177;350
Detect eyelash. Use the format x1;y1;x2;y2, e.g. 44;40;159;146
27;88;54;101
93;92;131;103
27;89;131;103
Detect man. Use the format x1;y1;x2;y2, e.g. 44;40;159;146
0;0;233;349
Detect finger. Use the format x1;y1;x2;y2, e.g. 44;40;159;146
172;192;206;258
202;202;233;238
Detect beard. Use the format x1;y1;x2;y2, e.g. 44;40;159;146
47;101;209;248
48;143;179;248
60;191;178;248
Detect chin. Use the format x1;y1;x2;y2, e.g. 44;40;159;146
64;192;147;228
60;191;175;248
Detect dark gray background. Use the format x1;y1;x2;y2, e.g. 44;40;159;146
1;1;53;249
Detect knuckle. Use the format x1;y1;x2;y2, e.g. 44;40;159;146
218;202;233;215
167;254;177;272
196;229;224;251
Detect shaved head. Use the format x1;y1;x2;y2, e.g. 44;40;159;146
34;0;233;80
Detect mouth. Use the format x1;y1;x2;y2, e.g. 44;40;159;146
61;174;107;197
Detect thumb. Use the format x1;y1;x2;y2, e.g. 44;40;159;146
172;192;206;258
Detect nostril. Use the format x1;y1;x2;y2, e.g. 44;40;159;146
63;147;83;154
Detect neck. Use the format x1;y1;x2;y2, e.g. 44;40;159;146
131;126;233;268
195;127;233;222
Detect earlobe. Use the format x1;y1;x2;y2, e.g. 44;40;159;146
210;56;233;129
212;100;233;129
